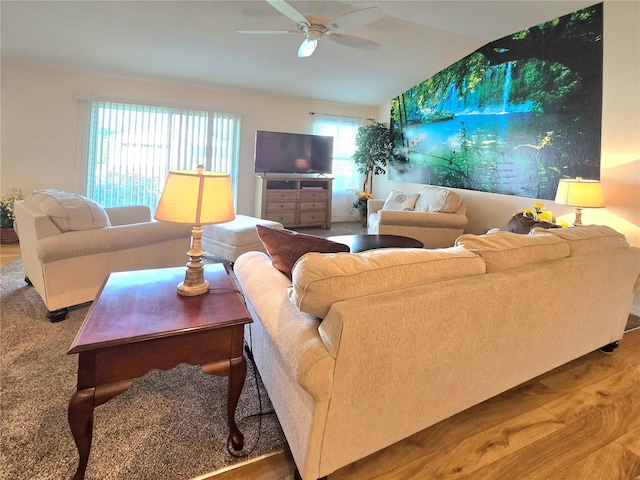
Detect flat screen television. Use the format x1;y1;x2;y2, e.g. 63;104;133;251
254;130;334;175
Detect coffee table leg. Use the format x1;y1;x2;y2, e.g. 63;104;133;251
68;388;95;480
228;355;247;450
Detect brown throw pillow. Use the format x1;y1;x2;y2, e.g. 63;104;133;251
501;212;561;234
256;225;350;279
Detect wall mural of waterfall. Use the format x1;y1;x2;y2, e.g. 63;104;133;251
389;3;603;200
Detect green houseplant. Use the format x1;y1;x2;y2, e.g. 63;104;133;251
352;121;393;195
352;122;393;225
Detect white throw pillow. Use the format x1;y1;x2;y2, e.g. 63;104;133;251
28;189;111;232
382;190;419;211
414;185;461;213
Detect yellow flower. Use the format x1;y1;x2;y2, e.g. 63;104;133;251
558;219;569;228
538;210;554;222
521;202;562;227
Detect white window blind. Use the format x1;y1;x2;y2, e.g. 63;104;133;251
86;101;240;215
313;114;369;220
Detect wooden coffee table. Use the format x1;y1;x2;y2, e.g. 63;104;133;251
326;234;423;253
67;264;251;480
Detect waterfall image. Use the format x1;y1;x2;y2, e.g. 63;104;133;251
390;3;603;201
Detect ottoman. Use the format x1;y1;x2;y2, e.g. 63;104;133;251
201;215;283;263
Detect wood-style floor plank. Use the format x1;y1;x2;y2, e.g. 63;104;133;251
541;365;640;424
0;242;21;268
372;408;564;480
456;392;640;480
617;426;640;458
330;381;561;480
203;451;295;479
546;442;640;480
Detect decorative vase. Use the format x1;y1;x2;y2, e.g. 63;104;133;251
0;227;19;244
358;204;368;227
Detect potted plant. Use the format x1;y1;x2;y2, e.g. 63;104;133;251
1;188;24;244
352;122;393;224
352;191;372;227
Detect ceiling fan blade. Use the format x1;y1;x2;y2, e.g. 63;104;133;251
267;0;309;26
329;6;385;30
238;30;298;35
327;33;381;51
298;38;318;58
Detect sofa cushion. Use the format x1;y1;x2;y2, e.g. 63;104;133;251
256;225;350;280
28;189;111;232
501;212;561;234
531;225;629;256
289;246;486;318
414;185;461;213
382;190;419;211
455;231;570;273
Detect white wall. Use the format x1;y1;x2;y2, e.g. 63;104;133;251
0;63;377;216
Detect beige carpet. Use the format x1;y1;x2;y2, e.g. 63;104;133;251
0;257;287;480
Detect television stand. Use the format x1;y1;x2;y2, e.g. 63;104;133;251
254;175;333;229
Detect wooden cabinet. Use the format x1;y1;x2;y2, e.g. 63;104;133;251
255;175;332;229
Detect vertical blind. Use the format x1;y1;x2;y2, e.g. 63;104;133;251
86;101;240;215
313;114;369;220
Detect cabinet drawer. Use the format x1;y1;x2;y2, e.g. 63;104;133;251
300;201;327;211
267;202;297;212
266;212;297;225
299;212;327;224
267;191;298;202
300;190;328;201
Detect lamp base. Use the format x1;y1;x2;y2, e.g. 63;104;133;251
176;224;210;296
573;207;583;226
177;278;210;296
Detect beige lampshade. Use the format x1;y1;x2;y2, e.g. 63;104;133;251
154;167;235;225
554;177;606;208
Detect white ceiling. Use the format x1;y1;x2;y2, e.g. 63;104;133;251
1;0;597;106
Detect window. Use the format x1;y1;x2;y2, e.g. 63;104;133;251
312;114;369;220
85;101;241;215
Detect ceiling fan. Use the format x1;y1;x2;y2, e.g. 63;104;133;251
238;0;385;58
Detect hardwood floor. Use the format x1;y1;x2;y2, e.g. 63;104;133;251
208;329;640;480
0;242;21;268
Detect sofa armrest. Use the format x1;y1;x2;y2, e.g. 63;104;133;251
367;199;385;214
377;209;468;229
234;251;335;401
105;206;152;226
37;221;191;262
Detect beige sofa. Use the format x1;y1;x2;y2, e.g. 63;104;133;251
14;190;192;320
234;225;640;480
367;185;468;248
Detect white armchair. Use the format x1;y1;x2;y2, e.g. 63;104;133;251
14;190;192;321
367;186;468;249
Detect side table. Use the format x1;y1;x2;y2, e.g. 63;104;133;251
67;264;251;480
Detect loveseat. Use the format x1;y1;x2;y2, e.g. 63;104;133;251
14;189;192;320
234;225;640;480
367;185;468;248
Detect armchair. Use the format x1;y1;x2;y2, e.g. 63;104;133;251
14;190;192;321
367;186;468;249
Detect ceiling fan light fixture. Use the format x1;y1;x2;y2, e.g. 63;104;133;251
298;38;317;57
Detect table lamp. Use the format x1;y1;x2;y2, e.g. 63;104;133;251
155;166;235;296
554;177;605;225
